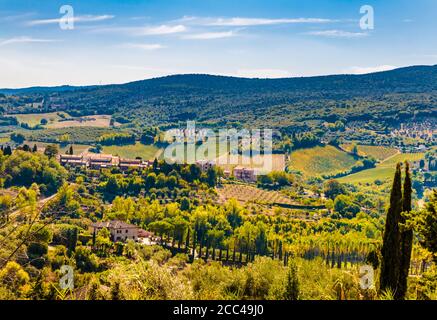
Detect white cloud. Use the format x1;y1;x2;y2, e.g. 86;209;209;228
307;29;368;38
345;65;397;74
236;69;292;78
182;30;236;40
122;43;166;50
28;14;114;26
0;36;59;46
179;16;333;26
137;24;186;35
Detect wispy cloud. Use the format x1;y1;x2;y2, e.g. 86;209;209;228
307;29;368;38
344;65;397;74
138;24;186;35
28;14;114;26
122;43;166;50
0;36;59;46
179;16;334;26
182;30;236;40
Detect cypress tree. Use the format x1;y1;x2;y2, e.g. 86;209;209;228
284;258;299;300
380;163;403;296
398;161;413;300
185;228;190;252
153;158;158;171
4;146;12;155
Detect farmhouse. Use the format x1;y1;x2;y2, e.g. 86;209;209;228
59;154;88;167
88;153;118;169
59;152;151;170
233;166;257;182
196;159;215;172
119;158;147;170
91;220;139;242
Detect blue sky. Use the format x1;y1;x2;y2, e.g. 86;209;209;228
0;0;436;88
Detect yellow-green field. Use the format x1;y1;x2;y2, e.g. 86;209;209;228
289;145;357;176
338;153;425;184
0;137;10;143
341;144;399;161
102;142;162;160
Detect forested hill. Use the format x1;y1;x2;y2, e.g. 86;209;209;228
2;65;437;128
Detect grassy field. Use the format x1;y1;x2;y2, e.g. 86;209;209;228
25;141;91;155
46;115;115;128
102;142;161;160
216;153;286;173
341;144;399;161
164;138;230;163
162;138;285;172
27;127;116;144
9;112;69;126
338;153;425;184
289;145;358;177
7;112;115;128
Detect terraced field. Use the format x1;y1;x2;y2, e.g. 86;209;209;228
341;144;399;161
338;153;425;184
289;145;358;177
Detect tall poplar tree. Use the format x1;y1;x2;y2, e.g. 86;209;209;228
380;163;403;296
398;161;413;300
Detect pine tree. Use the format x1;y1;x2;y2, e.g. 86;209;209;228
69;145;74;155
398;161;413;300
32;144;38;152
380;163;403;296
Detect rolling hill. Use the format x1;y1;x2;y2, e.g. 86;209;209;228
1;65;437;129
